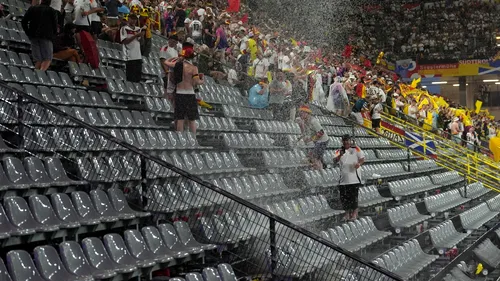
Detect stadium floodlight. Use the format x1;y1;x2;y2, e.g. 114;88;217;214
422;86;427;88
431;81;447;84
495;82;500;84
483;79;499;82
453;84;459;86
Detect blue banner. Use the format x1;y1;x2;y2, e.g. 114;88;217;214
404;131;436;155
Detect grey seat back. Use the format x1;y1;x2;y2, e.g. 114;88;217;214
0;258;12;281
124;229;157;260
217;264;238;281
4;196;39;232
203;267;222;281
28;195;61;227
103;233;140;265
50;193;81;226
3;157;33;186
90;189;124;219
58;241;96;276
70;191;102;222
23;157;52;185
6;250;45;281
33;245;77;281
185;273;203;281
81;237;118;271
43;157;73;183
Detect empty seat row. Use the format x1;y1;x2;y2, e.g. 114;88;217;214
459;203;499;230
323;126;368;137
254;120;301;134
429;220;469;250
23;84;118;108
107;79;163;97
376;149;408;159
169;264;238;281
358;185;392;207
0;156;85;192
430;171;462;186
388;176;437;197
424;189;470;213
303;168;340;188
213;174;296;200
1;222;216;281
0;188;147;238
98;46;125;64
197;116;240;132
316;116;345;126
222;104;273;119
295;136;341;149
320;217;391;252
363;162;408;180
460;182;490;199
199;91;245;107
264;195;343;225
263;150;309;169
356;138;392;148
0;65;82;89
487;195;500;211
169;151;251;176
403;160;439;172
373;239;438;280
472;238;500;268
0;28;30;48
197;213;257;245
145;96;174;114
221;132;278;149
0;49;33;68
388;203;431;229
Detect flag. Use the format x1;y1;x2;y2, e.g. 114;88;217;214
475;100;483;114
227;0;240;12
405;132;436;156
410;77;421;88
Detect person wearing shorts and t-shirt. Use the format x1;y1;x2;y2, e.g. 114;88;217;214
120;14;144;82
370;96;383;133
296;105;329;170
22;0;58;71
335;134;365;221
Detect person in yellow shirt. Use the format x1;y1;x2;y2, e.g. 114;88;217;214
247;32;258;62
139;8;152;57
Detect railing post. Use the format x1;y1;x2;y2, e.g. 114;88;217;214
407;146;411;172
269;217;277;280
16;92;24;149
423;132;427;156
464;173;468;199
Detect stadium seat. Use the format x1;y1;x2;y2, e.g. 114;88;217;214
34;245;90;281
82;237;136;273
124;229;172;264
459;203;499;230
91;189;134;220
6;250;46;281
460;182;490;199
59;241;117;279
424;189;470;213
141;225;190;260
185;273;203;281
429;221;468;250
472;238;500;268
358;186;391;207
29;194;73;229
71;191;107;224
103;233;156;268
387;203;430;229
388;176;437;197
0;258;12;281
5;196;58;234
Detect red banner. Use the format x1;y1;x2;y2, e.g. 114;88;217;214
227;0;240;12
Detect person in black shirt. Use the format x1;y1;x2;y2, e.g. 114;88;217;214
22;0;58;70
202;15;215;48
174;4;186;36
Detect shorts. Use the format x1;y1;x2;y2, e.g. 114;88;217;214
30;38;53;62
126;60;142;82
174;94;199;121
339;184;360;211
311;140;328;160
372;118;381;129
90;21;103;35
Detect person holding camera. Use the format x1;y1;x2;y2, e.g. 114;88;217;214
120;14;145;82
335;134;365;221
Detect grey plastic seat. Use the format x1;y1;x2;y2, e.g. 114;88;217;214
59;241;117;280
49;193;81;228
81;237;136;274
142;225;188;261
90;189;133;220
185;273;204;281
3;157;36;189
4;196;56;234
34;246;90;281
174;221;217;251
124;229;173;264
218;263;238;281
0;204;15;239
0;258;12;281
28;195;65;230
70;191;104;224
107;187;150;218
6;250;45;281
103;233;156;268
44;157;86;186
158;223;203;255
203;267;222;281
23;156;56;187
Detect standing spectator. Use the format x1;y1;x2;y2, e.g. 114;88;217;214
213;21;229;62
188;13;203;45
351;96;369;125
164;42;204;135
248;78;269;109
408;98;418;123
73;0;103;34
105;0;121;27
297;105;329;170
335;134;365;221
50;0;63;27
450;117;461;144
370;96;383;133
252;53;269;80
22;0;58;71
63;0;74;25
202;14;215;47
139;8;152;57
466;127;479;151
120;14;144;82
174;4;186;36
